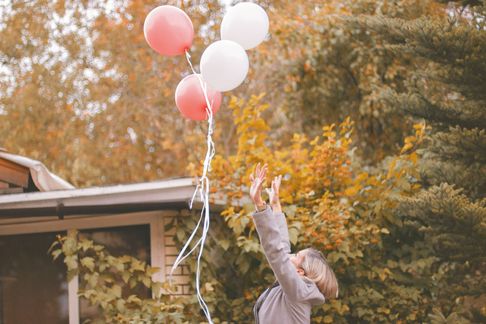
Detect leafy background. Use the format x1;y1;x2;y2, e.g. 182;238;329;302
1;0;485;323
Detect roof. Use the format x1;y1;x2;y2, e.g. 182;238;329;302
0;150;74;192
0;178;226;219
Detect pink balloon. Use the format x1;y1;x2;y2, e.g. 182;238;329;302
144;6;194;56
175;74;222;121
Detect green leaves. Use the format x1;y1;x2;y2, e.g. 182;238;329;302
64;255;78;271
81;257;95;271
51;248;63;260
49;230;191;323
218;239;231;251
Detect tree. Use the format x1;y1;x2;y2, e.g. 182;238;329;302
4;0;483;322
1;0;444;187
0;0;223;187
246;0;444;162
352;1;486;321
0;0;90;184
199;94;427;323
51;94;427;323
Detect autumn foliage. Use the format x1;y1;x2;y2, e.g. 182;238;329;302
2;0;484;323
185;94;427;322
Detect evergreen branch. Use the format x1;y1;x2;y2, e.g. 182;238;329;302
378;88;486;129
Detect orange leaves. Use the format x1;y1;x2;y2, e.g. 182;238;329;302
343;185;360;197
303;118;354;197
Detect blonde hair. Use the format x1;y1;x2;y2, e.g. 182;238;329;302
301;248;339;300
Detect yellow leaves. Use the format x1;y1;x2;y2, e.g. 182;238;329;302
379;268;392;281
330;299;351;316
380;228;390;234
221;207;235;218
212;93;425;289
220;100;384;253
400;141;414;154
401;122;426;154
409;152;418;164
413;121;426;136
321;124;336;140
406;312;417;321
387;158;398;180
344;185;360;197
377;307;391;314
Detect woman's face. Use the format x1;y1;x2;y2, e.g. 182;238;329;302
290;249;307;275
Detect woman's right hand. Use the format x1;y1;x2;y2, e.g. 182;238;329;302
250;163;268;209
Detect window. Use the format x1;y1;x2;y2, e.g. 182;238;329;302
0;231;69;324
79;225;151;323
0;210;169;324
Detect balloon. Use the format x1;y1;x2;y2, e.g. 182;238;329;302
200;40;249;92
175;74;222;121
221;2;269;50
143;5;194;56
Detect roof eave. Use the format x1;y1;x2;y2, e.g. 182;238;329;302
0;178;227;218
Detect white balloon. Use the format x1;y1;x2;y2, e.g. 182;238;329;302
200;40;249;92
221;2;269;50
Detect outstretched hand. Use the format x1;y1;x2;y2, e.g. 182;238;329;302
265;175;282;209
249;163;268;209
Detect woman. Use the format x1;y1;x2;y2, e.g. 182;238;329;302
249;163;338;324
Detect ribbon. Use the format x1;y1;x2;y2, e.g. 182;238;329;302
169;49;216;323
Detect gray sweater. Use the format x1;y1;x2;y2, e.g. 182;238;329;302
252;205;325;324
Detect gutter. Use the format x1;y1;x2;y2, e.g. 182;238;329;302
0;200;199;219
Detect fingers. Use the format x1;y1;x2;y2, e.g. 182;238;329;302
260;163;268;178
269;180;275;194
272;175;282;195
261;165;268;180
256;174;265;191
253;163;264;179
250;163;258;183
257;163;266;178
250;163;268;187
254;163;267;186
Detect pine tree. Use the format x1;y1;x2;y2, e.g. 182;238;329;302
357;1;486;321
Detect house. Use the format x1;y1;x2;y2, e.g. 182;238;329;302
0;150;224;324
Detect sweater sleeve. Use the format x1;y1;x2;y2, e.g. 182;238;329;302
252;205;315;303
274;210;291;254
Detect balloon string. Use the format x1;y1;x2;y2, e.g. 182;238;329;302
168;50;216;324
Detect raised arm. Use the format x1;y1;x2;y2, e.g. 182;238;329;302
250;165;313;302
266;175;291;254
252;205;313;302
274;209;291;254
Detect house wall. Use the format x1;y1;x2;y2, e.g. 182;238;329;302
164;215;191;295
0;209;193;297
